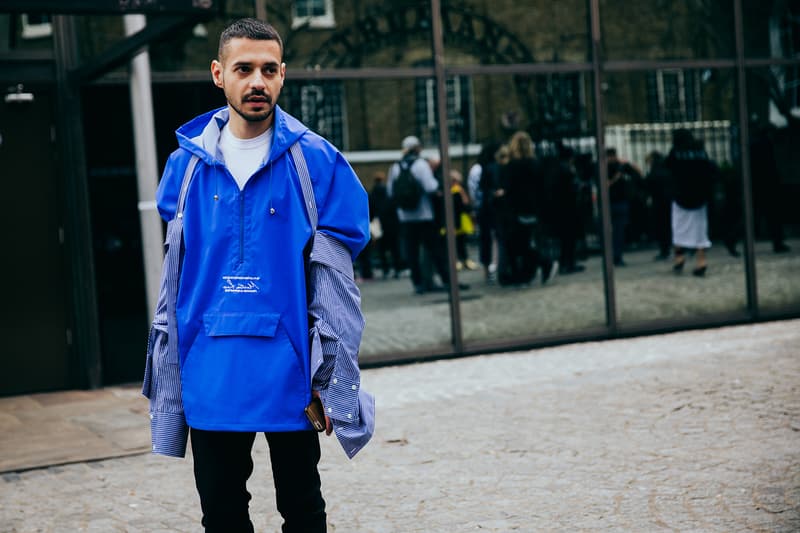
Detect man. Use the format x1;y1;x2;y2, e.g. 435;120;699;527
606;148;642;267
142;18;374;532
387;136;453;294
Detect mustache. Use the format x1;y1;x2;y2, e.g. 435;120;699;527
243;91;272;103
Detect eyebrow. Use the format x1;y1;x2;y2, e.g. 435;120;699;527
231;60;281;68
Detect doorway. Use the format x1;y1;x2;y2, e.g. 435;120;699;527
0;87;71;395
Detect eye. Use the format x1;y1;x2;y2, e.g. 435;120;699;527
236;65;251;73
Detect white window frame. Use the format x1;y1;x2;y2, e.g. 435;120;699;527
21;14;52;39
292;0;335;29
296;82;347;149
655;68;701;123
416;76;474;146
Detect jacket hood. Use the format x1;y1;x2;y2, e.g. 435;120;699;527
175;105;308;166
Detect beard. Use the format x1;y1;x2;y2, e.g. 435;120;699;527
229;91;275;123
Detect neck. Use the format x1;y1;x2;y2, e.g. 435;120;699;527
227;108;274;139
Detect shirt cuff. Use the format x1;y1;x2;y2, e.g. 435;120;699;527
150;411;188;458
320;372;360;424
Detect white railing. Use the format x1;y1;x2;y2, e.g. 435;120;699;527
604;120;733;171
344;121;735;171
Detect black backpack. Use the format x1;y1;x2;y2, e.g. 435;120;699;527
392;156;424;210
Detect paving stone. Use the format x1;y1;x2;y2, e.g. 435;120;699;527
0;320;797;531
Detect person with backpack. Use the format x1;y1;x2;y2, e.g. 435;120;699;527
142;19;373;532
387;136;453;294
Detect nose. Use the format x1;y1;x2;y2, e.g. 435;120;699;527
249;70;266;90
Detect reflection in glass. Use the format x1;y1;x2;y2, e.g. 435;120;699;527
330;78;454;361
605;69;749;323
282;1;434;69
441;0;589;65
746;68;800;312
743;0;800;59
599;0;735;60
446;73;607;344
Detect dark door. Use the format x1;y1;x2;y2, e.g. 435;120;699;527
0;88;71;395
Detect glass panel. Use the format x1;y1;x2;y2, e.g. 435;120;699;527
281;1;434;70
743;0;800;58
337;78;455;360
604;69;748;323
599;0;735;60
746;67;800;312
447;73;607;345
125;0;437;72
442;0;590;65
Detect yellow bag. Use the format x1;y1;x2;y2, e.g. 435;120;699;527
458;212;475;235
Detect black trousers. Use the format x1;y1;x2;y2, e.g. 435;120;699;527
190;428;326;533
402;220;450;288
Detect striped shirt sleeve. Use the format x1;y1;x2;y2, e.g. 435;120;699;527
141;216;189;458
307;231;375;458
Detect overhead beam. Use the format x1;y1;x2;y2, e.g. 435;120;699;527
71;15;201;82
0;0;222;15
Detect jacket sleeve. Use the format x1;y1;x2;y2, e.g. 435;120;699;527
314;151;370;259
155;149;187;222
306;148;374;459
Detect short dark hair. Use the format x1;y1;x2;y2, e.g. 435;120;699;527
218;18;284;61
672;128;694;150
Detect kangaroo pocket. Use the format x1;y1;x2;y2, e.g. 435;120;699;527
203;312;279;337
181;311;309;430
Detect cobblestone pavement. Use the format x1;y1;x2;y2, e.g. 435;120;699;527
1;320;798;532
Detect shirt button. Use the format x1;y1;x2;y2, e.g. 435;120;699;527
332;378;338;384
351;385;357;390
328;407;332;413
347;413;353;419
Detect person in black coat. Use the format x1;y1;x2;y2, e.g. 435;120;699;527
369;172;405;278
645;151;673;260
665;129;717;276
497;131;555;286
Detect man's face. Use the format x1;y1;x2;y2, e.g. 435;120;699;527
211;37;285;125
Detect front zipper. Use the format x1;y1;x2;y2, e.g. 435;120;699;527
238;190;245;266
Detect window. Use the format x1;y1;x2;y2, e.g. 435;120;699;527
292;0;335;29
775;3;800;60
283;81;347;149
647;69;701;123
414;76;474;147
21;14;52;39
535;73;585;138
775;6;800;117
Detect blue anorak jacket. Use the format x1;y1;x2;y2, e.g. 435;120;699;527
143;106;373;459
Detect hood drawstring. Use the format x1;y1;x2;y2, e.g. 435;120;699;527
268;159;276;216
213;165;219;201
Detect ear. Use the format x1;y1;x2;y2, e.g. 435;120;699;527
211;59;224;89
